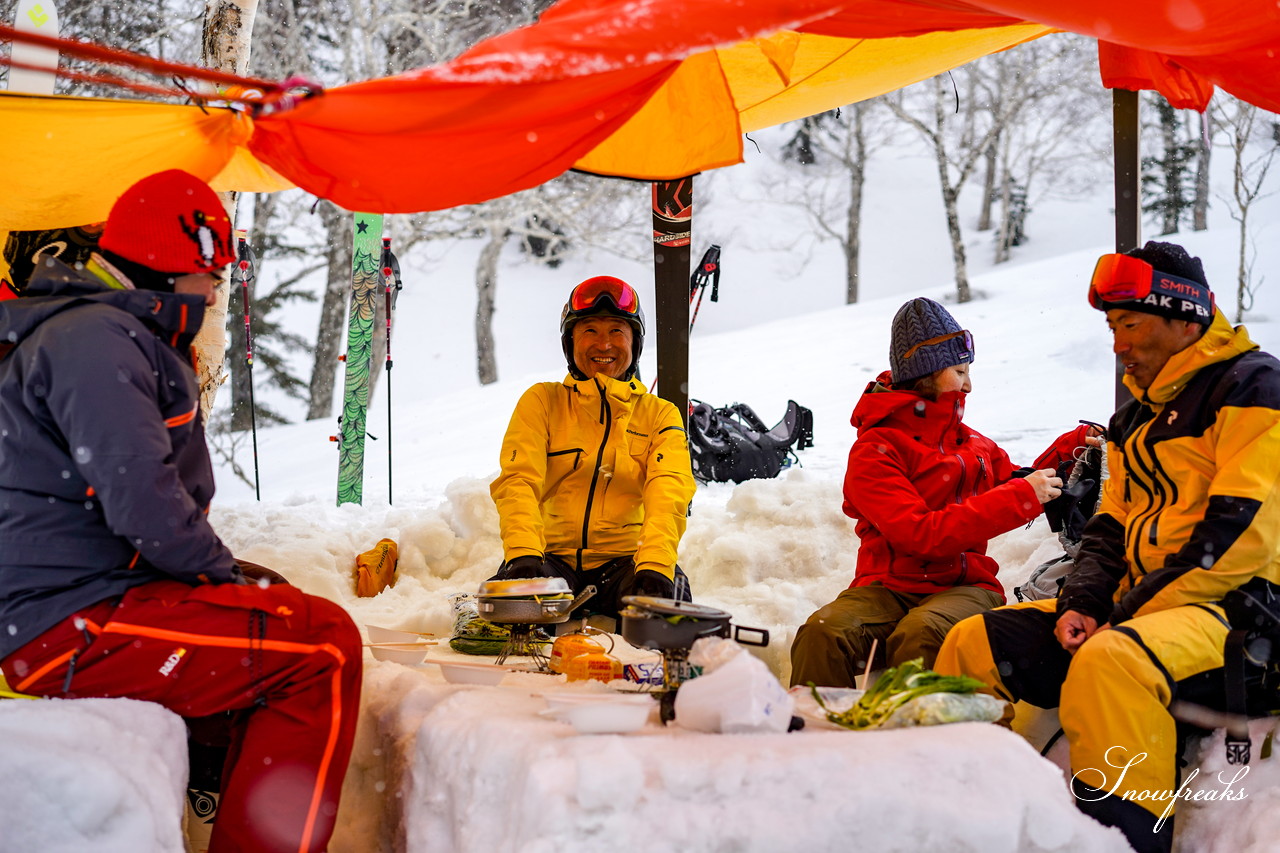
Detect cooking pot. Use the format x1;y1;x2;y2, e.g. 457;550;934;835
619;596;770;651
478;585;597;625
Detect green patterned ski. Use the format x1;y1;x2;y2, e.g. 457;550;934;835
336;213;384;505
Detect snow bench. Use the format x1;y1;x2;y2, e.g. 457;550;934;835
0;696;189;852
362;663;1135;853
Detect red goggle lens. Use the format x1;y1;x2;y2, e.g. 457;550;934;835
569;276;639;314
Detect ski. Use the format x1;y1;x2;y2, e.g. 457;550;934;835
8;0;60;95
336;212;383;505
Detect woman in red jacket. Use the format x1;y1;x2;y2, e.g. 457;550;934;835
790;297;1088;689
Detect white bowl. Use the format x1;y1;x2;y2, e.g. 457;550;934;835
541;694;654;733
368;643;430;665
367;624;430;644
436;661;507;686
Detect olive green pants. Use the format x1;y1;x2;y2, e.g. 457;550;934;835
789;583;1004;688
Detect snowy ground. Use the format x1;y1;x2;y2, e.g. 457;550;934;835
5;126;1280;851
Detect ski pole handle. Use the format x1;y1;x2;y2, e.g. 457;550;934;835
236;231;256;367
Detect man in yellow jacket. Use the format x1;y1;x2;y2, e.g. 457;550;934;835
936;242;1280;853
488;276;696;620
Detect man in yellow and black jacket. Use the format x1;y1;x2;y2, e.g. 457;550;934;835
488;276;696;620
936;242;1280;853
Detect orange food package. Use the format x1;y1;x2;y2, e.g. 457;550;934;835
563;652;623;684
355;538;399;598
550;633;605;674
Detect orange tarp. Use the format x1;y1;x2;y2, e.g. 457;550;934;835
245;0;1280;213
2;0;1279;225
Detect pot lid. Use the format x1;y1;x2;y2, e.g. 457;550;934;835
477;577;571;598
620;596;731;620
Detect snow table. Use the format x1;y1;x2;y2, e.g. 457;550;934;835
362;663;1133;853
0;696;189;852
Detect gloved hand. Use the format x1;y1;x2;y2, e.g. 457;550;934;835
629;567;676;599
497;555;552;580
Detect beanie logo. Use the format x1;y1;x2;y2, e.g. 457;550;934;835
179;210;230;271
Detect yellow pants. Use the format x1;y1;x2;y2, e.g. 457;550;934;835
936;598;1229;820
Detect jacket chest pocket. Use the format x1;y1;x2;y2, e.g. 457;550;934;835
545;447;584;494
601;435;647;524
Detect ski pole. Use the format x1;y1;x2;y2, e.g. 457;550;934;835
689;244;721;333
235;231;261;500
381;238;403;504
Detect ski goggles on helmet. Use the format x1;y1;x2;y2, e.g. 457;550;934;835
568;276;640;315
901;329;974;362
1088;253;1210;313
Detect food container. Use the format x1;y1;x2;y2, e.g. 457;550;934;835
476;577;571;597
477;585;597;625
366;624;433;644
366;642;431;665
540;693;655;734
434;660;508;686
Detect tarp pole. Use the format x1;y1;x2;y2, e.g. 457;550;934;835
651;177;694;427
1112;89;1141;408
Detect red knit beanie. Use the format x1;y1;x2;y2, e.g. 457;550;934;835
99;170;235;274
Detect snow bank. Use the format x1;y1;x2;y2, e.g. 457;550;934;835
0;697;188;852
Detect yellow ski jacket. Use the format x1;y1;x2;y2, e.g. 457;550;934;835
1061;311;1280;624
490;373;695;579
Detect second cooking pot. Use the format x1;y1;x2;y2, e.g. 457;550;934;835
619;596;769;651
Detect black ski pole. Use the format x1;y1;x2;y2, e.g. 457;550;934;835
381;238;403;504
235;232;261;500
689;244;721;333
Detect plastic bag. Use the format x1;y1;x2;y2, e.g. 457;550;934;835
674;639;794;734
880;692;1005;729
447;593;549;656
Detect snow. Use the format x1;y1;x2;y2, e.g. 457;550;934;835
0;697;189;852
5;128;1280;851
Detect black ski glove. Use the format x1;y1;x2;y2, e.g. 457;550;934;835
629;568;676;599
498;555;552;580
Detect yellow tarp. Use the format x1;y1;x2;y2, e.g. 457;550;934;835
0;93;290;230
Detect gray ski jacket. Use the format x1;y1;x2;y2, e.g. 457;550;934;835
0;259;240;659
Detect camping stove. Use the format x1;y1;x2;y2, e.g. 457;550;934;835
494;624;551;670
475;579;596;672
619;596;770;722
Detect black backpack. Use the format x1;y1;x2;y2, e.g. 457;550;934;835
687;399;813;484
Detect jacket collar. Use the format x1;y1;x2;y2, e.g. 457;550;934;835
851;371;968;444
1129;310;1259;406
3;257;207;353
563;372;648;402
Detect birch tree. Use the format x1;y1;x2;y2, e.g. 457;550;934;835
886;72;1013;303
776;102;895;303
195;0;260;418
1212;97;1279;322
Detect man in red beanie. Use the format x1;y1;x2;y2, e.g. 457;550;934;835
0;170;362;853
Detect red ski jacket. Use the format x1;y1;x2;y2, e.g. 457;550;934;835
842;373;1043;599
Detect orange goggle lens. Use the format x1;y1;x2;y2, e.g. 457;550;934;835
569;276;639;314
1089;254;1155;308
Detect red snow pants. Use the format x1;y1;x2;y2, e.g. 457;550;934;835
0;579;362;853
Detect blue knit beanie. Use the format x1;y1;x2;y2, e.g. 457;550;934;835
889;297;974;384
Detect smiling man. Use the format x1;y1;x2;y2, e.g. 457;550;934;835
487;276;696;623
934;241;1280;853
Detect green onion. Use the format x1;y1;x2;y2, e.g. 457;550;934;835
810;658;988;730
